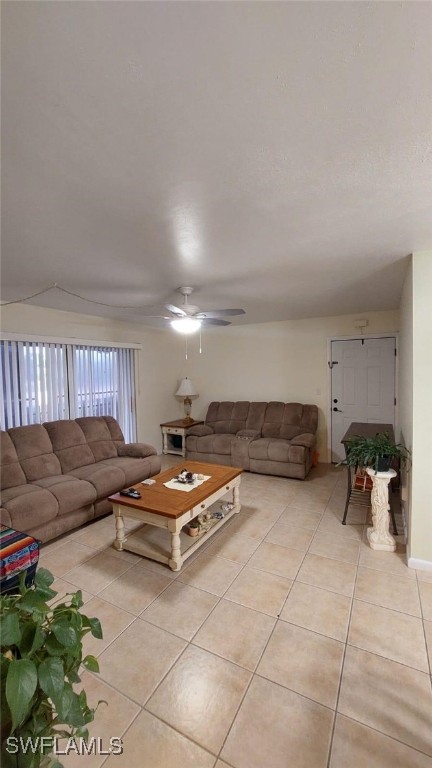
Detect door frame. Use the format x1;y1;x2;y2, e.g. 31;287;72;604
327;333;399;463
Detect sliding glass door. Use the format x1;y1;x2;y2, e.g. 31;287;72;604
0;340;137;441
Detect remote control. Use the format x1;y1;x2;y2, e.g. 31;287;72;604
120;488;141;499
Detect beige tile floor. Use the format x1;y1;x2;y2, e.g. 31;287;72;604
39;457;432;768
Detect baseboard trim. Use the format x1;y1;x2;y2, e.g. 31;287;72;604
408;557;432;571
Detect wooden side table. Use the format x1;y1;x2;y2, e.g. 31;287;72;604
160;419;204;458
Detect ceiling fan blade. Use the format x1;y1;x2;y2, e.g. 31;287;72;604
201;318;231;326
197;309;245;318
165;303;187;316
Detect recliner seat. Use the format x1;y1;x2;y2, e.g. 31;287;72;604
186;401;318;479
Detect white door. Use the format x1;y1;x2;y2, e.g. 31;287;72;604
330;337;396;462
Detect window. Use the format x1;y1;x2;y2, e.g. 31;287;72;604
70;345;136;442
0;340;137;441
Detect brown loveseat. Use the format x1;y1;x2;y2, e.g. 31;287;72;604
0;416;160;542
186;401;318;479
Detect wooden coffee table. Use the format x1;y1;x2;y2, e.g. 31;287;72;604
108;461;242;571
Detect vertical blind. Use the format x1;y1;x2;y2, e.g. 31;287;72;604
0;341;137;441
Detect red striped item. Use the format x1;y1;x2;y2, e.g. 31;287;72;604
0;525;39;589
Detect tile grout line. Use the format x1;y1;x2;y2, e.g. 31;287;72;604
50;466;424;766
325;521;362;768
332;712;432;762
323;465;368;761
273;486;348;768
415;569;432;686
213;494;320;763
349;593;424;620
99;707;143;768
139;706;221;762
151;486;307;762
112;503;295;761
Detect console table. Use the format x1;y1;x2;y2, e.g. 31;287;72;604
341;422;397;535
160;419;203;458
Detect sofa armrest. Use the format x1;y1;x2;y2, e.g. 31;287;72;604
117;442;157;458
186;424;214;437
0;507;12;527
236;429;261;439
290;433;316;448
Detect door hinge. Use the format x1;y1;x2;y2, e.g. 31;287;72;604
328;361;339;369
394;397;397;405
394;348;397;356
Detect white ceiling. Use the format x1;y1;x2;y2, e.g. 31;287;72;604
2;1;432;327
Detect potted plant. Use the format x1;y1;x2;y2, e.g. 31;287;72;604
185;518;200;537
1;567;104;768
340;432;411;474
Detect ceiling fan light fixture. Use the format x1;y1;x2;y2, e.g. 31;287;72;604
170;317;202;334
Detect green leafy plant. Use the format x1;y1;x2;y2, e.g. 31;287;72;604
188;518;200;529
339;432;411;473
1;568;104;768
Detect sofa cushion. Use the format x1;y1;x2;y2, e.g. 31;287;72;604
236;429;261;439
203;402;267;436
248;437;307;465
29;507;95;544
0;432;27;490
290;433;316;449
43;420;95;472
186;433;234;456
117;442;157;458
75;416;118;461
262;403;318;440
249;458;308;480
0;484;59;531
206;401;250;434
213;435;236;455
69;463;126;498
245;402;267;432
0;508;11;527
186;424;214;437
8;425;62;481
101;455;161;486
34;475;96;515
102;415;125;442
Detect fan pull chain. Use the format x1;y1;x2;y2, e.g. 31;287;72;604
199;327;202;354
185;336;188;360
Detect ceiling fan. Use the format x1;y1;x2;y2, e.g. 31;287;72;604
150;287;245;333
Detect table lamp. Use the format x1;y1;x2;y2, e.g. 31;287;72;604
175;378;198;422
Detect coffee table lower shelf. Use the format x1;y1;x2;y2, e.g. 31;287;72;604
111;500;240;571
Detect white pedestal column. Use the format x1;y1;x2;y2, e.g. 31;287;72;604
366;468;397;552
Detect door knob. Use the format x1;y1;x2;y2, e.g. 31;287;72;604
333;398;338;403
333;407;343;412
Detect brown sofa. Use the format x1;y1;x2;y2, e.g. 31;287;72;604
186;401;318;479
0;416;160;542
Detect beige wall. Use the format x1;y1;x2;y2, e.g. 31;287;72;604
0;303;403;470
409;252;432;564
3;292;430;565
175;309;399;462
398;259;413;546
0;303;183;451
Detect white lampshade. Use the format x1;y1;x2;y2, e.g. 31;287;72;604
175;377;198;421
175;377;198;398
171;317;202;334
